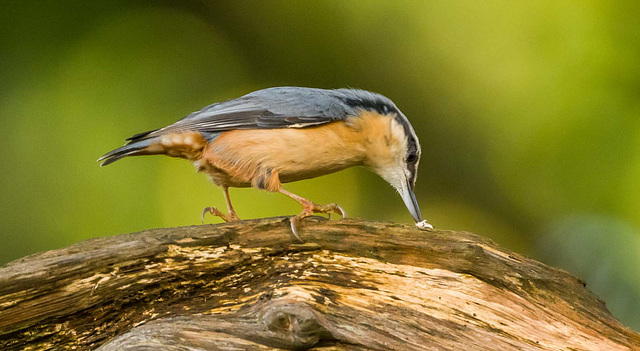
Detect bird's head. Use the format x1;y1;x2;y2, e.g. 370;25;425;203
368;112;423;224
336;88;426;226
343;109;421;224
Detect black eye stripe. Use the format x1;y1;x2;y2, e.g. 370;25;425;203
406;136;419;163
340;96;397;116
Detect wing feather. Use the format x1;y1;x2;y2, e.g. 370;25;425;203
127;87;351;143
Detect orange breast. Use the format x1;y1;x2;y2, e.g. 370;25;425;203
196;111;397;190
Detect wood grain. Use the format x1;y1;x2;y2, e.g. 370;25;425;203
0;217;638;350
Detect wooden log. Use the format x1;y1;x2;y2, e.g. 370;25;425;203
0;217;638;350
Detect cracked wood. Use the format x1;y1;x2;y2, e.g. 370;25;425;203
0;217;638;350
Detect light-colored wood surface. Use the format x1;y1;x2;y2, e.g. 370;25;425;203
0;217;638;350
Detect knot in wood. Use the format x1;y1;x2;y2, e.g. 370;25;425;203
261;299;332;349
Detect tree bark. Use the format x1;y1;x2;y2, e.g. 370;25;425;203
0;217;638;350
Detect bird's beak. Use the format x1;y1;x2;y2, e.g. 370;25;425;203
399;180;422;223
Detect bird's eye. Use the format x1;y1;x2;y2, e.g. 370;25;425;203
406;153;417;163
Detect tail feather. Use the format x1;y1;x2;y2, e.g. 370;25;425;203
99;130;217;166
126;129;157;141
98;138;155;166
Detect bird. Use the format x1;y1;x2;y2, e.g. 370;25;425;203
98;87;433;240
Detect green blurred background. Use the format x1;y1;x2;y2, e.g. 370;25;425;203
1;0;639;330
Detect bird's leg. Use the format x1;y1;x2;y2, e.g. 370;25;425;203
222;186;239;220
279;188;347;242
201;186;240;223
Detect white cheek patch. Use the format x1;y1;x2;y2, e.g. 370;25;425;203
377;168;402;190
389;118;408;157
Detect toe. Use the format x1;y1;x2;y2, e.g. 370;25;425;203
289;216;305;243
201;207;213;224
201;206;231;223
336;204;347;218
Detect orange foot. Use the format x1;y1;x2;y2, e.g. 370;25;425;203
201;206;240;223
289;201;347;242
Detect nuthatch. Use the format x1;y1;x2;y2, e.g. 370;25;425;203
99;87;433;240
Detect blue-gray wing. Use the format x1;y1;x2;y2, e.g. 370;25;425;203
99;87;398;165
127;87;357;142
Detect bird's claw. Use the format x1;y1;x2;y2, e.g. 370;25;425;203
327;205;347;220
289;215;304;243
288;202;347;242
314;202;347;219
201;206;238;223
201;207;218;224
